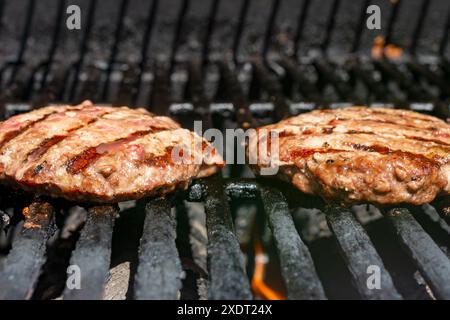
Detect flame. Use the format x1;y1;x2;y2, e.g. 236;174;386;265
371;36;403;60
251;241;285;300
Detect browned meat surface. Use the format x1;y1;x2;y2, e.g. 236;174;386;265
0;101;224;203
248;107;450;205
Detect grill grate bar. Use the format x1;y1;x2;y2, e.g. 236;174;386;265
134;198;183;300
8;0;35;85
262;0;281;61
292;0;311;57
200;175;253;300
0;0;4;35
201;0;220;70
384;0;402;49
101;0;130;101
0;201;54;300
321;0;341;53
278;56;320;101
348;61;392;101
431;196;450;226
439;10;450;56
149;62;170;115
35;57;70;107
68;0;98;101
63;205;116;300
39;0;66;89
326;206;402;300
217;61;253;128
384;207;450;300
260;187;326;300
313;58;352;100
410;0;430;56
351;0;370;53
170;0;190;74
406;61;450;97
373;59;432;101
232;0;250;65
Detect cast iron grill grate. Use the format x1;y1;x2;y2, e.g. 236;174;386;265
0;0;449;300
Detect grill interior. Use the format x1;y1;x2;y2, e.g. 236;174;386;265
0;0;450;300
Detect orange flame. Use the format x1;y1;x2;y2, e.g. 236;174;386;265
371;36;403;60
251;241;286;300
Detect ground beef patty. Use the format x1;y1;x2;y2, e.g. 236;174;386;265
0;101;224;203
248;106;450;205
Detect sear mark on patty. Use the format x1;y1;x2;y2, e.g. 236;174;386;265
66;129;153;174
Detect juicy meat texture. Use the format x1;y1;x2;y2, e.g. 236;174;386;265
0;101;224;203
248;107;450;205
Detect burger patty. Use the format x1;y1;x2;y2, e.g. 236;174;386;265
248;107;450;205
0;101;224;203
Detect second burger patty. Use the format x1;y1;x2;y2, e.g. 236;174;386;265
0;101;224;203
248;106;450;205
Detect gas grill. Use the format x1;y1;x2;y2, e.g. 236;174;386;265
0;0;450;300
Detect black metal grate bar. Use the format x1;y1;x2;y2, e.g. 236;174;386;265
260;187;326;300
101;0;130;101
262;0;281;61
326;206;402;300
132;0;159;105
373;59;432;101
321;0;341;53
251;58;290;121
149;62;170;114
384;0;402;48
233;0;250;65
384;208;450;300
63;205;116;300
351;0;370;53
201;175;253;300
293;0;311;57
410;0;430;56
313;58;352;100
406;61;450;97
68;0;97;101
40;0;66;88
7;0;35;85
439;10;450;56
431;196;450;226
217;61;253;128
278;56;320;101
134;198;183;300
0;0;5;35
0;201;54;300
202;0;220;70
169;0;190;74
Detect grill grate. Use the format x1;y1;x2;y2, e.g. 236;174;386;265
0;0;450;300
133;198;183;300
62;206;116;300
0;201;53;300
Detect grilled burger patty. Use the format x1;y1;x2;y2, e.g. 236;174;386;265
0;101;224;203
248;107;450;205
